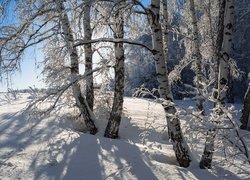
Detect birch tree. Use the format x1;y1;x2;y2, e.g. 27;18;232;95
161;0;169;65
149;0;191;167
200;0;235;169
199;0;225;169
56;0;97;134
188;0;204;113
104;1;125;138
218;0;235;103
83;0;94;111
212;0;226;100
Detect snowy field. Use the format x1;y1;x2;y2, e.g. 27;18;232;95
0;93;250;180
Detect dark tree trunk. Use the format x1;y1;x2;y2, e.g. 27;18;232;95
104;2;125;138
213;0;226;99
227;74;234;103
189;0;205;114
199;129;216;169
200;0;234;169
83;1;94;111
240;85;250;130
200;0;225;169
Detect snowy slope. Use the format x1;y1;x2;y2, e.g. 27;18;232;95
0;94;249;180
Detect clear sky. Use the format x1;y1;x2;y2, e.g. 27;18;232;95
0;46;45;92
0;0;151;92
0;1;45;92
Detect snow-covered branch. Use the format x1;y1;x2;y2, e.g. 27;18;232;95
74;38;153;52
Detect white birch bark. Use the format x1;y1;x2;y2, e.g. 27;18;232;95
56;0;97;134
161;0;169;66
104;1;125;138
150;0;191;167
189;0;204;113
218;0;235;103
83;1;94;111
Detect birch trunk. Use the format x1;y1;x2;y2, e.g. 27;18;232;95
240;84;250;130
200;128;216;169
161;0;169;65
207;0;216;81
218;0;234;103
56;0;97;134
150;0;191;167
213;0;226;100
200;0;232;169
189;0;204;113
104;2;125;138
227;76;234;103
83;1;94;111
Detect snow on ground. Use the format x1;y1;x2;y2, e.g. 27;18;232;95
0;93;250;179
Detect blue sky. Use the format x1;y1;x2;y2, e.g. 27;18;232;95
0;0;151;92
0;46;45;92
0;1;45;92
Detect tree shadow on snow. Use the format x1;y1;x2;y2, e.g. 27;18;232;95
0;110;66;178
119;115;167;145
32;133;158;180
27;103;159;179
0;99;159;179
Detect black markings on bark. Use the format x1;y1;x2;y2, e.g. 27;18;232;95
149;0;191;167
220;77;228;85
226;23;233;29
104;3;125;139
56;0;97;134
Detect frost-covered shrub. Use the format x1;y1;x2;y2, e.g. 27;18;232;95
94;90;113;120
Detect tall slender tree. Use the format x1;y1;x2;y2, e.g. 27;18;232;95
212;0;226;100
189;0;204;113
161;0;169;65
83;0;94;111
56;0;97;134
104;1;125;138
218;0;235;103
200;0;235;169
149;0;191;167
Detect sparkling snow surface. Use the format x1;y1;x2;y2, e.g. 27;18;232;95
0;94;249;180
